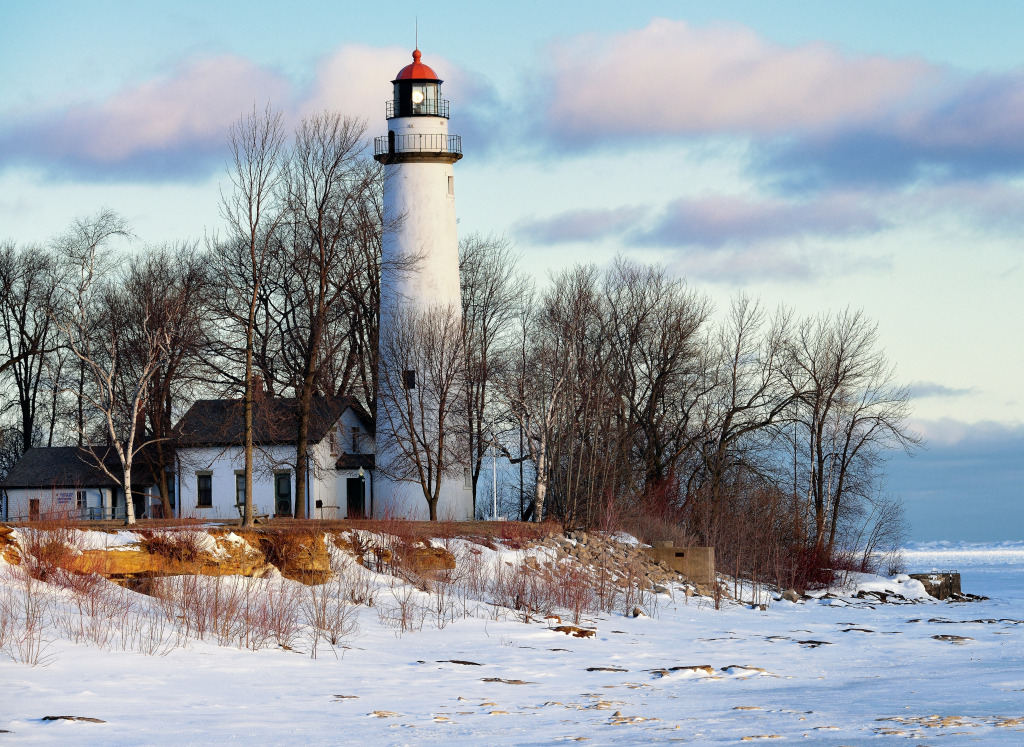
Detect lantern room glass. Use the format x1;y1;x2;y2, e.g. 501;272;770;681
393;81;440;116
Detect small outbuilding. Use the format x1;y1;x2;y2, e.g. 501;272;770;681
0;446;157;522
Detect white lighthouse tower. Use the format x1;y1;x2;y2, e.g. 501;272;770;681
373;49;472;520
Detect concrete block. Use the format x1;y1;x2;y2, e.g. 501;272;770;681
643;545;715;586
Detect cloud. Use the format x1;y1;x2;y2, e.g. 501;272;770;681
540;19;932;141
638;193;885;246
665;242;888;284
908;417;1024;447
534;19;1024;187
514;193;890;282
515;206;647;243
0;56;292;179
0;45;492;181
910;382;976;399
901;181;1024;232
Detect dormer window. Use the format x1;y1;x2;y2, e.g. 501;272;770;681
351;426;361;454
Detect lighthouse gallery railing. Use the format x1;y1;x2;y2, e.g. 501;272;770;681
386;99;450;118
374;134;462;157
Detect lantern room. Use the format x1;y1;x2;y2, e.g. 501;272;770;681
388;49;449;118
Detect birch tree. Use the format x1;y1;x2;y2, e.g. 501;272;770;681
50;211;173;525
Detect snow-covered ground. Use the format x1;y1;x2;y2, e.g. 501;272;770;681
2;539;1024;745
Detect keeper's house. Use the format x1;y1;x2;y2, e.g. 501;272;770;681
172;395;375;520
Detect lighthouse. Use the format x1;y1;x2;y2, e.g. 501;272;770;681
373;49;472;520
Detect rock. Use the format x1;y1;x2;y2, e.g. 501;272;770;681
632;607;647;618
405;545;456;573
552;625;597;638
932;634;974;644
42;716;105;723
781;589;800;602
653;585;670;594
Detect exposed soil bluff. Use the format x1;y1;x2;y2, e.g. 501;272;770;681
0;524;464;585
0;523;706;595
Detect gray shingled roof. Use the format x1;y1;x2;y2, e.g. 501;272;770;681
173;395;373;448
0;446;158;489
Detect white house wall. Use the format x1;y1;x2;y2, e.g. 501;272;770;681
177;445;298;520
2;486;112;521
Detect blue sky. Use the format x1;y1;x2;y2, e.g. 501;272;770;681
1;1;1021;540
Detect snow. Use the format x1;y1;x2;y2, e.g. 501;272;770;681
2;541;1024;744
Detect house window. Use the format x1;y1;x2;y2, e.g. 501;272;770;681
352;427;360;453
329;429;339;456
197;473;212;507
76;490;86;510
167;477;176;510
464;467;472;488
235;472;246;506
402;370;416;390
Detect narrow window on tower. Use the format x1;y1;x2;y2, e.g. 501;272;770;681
447;175;454;195
402;370;416;390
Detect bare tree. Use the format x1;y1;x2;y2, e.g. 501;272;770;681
602;258;711;492
276;112;376;518
459;233;527;514
686;296;796;534
216;105;286;527
127;243;212;518
788;309;920;557
377;305;466;520
50;210;176;525
500;268;607;524
0;242;61;453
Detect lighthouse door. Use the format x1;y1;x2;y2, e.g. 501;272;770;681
388;130;396;154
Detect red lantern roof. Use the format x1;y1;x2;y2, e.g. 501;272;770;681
394;49;440;81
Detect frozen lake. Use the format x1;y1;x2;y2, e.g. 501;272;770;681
2;541;1024;744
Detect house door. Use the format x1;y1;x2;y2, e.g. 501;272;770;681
29;499;40;521
346;477;365;519
275;473;292;517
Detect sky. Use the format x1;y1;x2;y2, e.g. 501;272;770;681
1;1;1021;541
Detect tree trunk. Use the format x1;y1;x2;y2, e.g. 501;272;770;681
533;439;547;523
242;324;255;527
293;371;315;520
122;460;136;526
